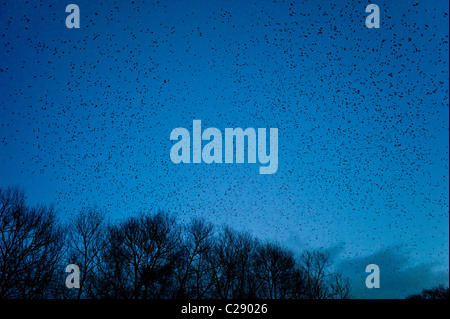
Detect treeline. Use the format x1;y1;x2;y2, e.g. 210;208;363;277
0;186;350;299
406;285;449;300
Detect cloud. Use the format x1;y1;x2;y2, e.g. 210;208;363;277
336;245;449;299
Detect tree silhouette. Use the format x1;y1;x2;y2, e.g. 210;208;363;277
211;226;259;299
254;242;297;299
0;186;353;299
97;211;180;299
67;206;107;298
406;285;449;299
0;186;65;299
175;218;215;298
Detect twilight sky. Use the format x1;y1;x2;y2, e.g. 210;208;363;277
0;0;448;298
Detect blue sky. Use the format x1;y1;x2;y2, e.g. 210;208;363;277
0;0;448;298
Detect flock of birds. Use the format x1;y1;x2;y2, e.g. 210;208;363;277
0;0;448;287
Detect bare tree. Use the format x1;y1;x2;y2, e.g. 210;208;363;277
298;250;350;299
254;242;297;299
328;273;351;299
175;218;215;299
0;186;352;300
407;285;449;299
0;186;65;299
299;250;331;299
210;227;259;299
98;211;180;299
67;206;107;298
